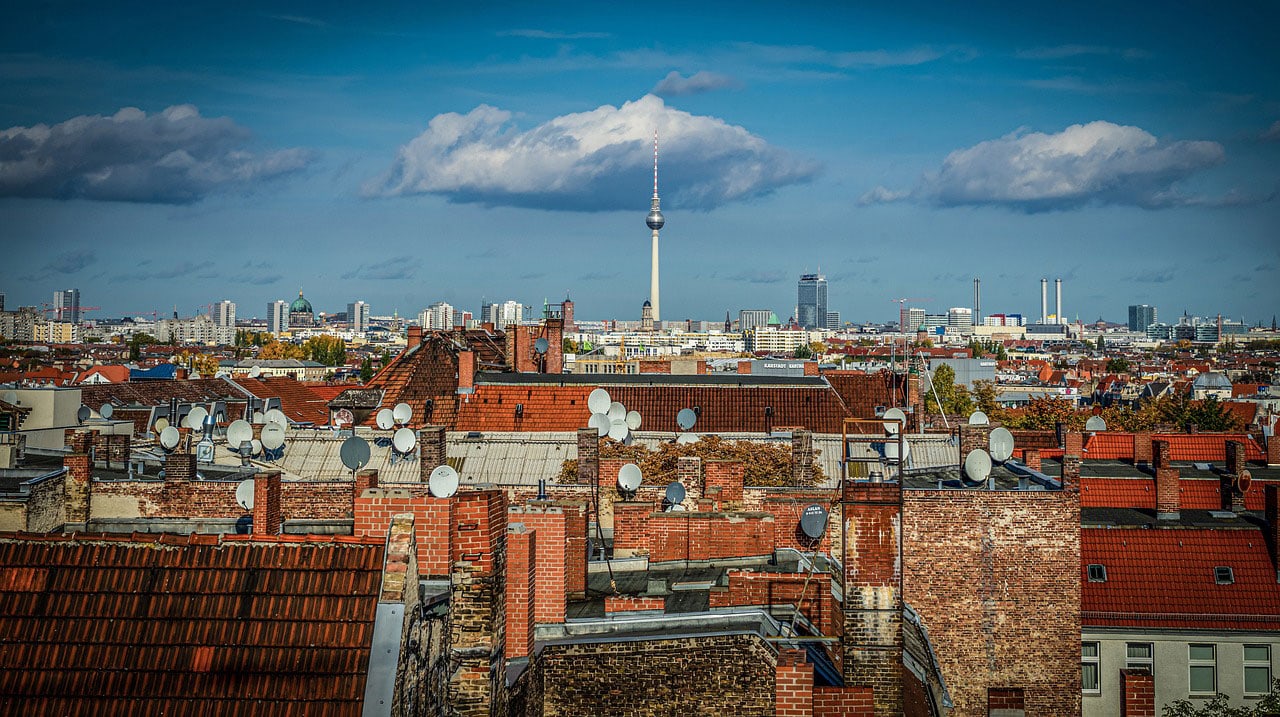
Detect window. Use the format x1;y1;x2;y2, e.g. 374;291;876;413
1087;564;1107;582
1127;643;1155;676
1215;567;1235;585
1245;645;1271;696
1082;642;1101;694
1189;644;1216;695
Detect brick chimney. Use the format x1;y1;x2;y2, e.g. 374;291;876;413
457;350;476;392
417;426;447;480
576;428;599;485
504;523;536;659
1023;448;1042;472
1062;431;1083;492
1265;485;1279;583
164;451;196;482
1133;432;1153;466
252;469;282;535
407;325;423;351
841;481;903;715
63;452;91;525
1269;436;1280;467
354;468;378;502
1226;440;1245;477
543;317;564;374
1153;439;1180;521
959;423;993;461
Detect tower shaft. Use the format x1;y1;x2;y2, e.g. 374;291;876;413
651;225;660;323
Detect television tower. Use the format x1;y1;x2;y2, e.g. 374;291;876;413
645;131;665;323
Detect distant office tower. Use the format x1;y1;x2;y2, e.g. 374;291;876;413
739;309;773;332
905;308;926;332
948;307;973;330
348;301;370;332
267;300;289;335
453;309;472;328
825;312;841;331
418;302;453;331
214;300;236;328
483;301;524;330
561;297;575;332
1128;305;1157;332
796;273;827;329
54;289;80;323
0;293;5;312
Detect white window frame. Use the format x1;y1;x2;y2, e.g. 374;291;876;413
1082;641;1101;694
1188;644;1217;695
1244;644;1271;697
1126;642;1155;677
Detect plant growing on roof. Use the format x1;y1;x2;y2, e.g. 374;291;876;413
554;434;825;487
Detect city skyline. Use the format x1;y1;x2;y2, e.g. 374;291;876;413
2;2;1278;323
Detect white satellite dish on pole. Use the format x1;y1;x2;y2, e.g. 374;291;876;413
392;427;417;453
885;439;910;463
226;420;252;448
159;426;180;451
625;410;642;431
429;465;459;498
1085;415;1107;432
676;408;698;431
608;401;626;421
618;463;642;493
249;365;262;378
261;423;286;451
989;427;1015;463
264;408;288;429
964;449;993;485
392;402;413;425
968;411;990;426
188;406;209;429
375;409;395;430
588;412;610;437
235;479;255;510
588;388;612;415
676;432;698;444
340;436;371;471
883;407;907;435
608;419;628;442
100;403;114;419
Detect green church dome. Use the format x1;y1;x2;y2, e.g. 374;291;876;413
290;290;313;314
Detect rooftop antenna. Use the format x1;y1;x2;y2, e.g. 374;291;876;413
428;465;459;499
663;481;686;511
617;463;642;500
235;479;255;511
340;435;372;478
988;427;1015;464
962;449;993;488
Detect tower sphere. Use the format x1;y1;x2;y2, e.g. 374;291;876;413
646;208;665;230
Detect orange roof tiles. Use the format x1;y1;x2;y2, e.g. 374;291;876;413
235;375;331;425
1084;432;1266;462
1083;528;1280;630
1080;477;1272;511
823;371;901;419
0;531;384;713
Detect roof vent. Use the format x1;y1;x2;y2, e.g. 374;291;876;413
1214;566;1234;585
1087;564;1107;582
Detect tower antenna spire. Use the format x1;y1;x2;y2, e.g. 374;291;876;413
653;130;660;198
645;129;665;324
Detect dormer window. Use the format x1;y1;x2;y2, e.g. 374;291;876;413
1214;566;1234;585
1087;564;1107;582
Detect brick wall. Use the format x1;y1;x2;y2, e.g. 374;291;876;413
1120;669;1154;717
704;459;743;506
776;648;815;717
507;504;573;623
645;511;776;562
709;570;840;638
813;685;875;716
602;595;664;613
353;486;452;578
533;634;776;716
25;472;67;532
447;489;506;717
902;489;1080;716
988;687;1024;711
762;493;836;553
504;524;535;659
841;481;902;716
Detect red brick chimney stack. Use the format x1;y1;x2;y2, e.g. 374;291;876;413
407;325;423;351
252;470;282;535
457;351;476;392
1153;439;1180;521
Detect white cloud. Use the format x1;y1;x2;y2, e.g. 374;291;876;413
652;70;740;97
0;105;314;203
365;94;817;210
861;121;1225;211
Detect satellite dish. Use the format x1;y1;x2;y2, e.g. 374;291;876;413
625;410;642;430
799;504;828;540
1085;415;1107;432
1;390;16;404
963;449;993;484
261;423;286;450
77;405;90;423
676;408;698;431
885;439;911;463
607;419;629;442
618;463;642;492
251;438;263;456
1237;469;1252;494
883;407;907;435
588;388;612;414
989;427;1015;463
340;435;372;471
154;417;170;433
249;365;262;378
334;408;354;427
664;481;686;506
607;402;626;421
676;432;698;444
100;403;114;419
159;426;180;451
188;406;209;428
226;419;253;448
589;412;611;437
534;337;549;354
252;411;265;424
375;409;395;430
393;427;417;453
264;408;288;429
235;479;254;510
392;402;413;425
968;411;990;426
428;465;459;498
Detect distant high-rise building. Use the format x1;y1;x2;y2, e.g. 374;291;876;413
905;308;926;332
54;289;80;323
646;132;665;324
947;307;973;330
825;312;841;331
418;302;453;331
640;300;654;332
348;301;370;333
214;300;236;328
739;309;773;332
1128;304;1157;332
267;300;289;335
796;273;827;329
483;301;524;330
0;293;5;312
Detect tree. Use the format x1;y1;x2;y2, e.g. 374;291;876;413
971;380;1003;421
1106;357;1132;374
793;343;813;359
359;357;374;383
191;353;221;377
1162;678;1280;716
924;364;974;415
127;333;156;360
1004;396;1086;431
303;335;347;366
258;341;307;360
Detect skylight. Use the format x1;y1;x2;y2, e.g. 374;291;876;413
1214;566;1234;585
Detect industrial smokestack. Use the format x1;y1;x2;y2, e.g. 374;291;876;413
1040;278;1048;324
1055;278;1063;325
974;278;981;325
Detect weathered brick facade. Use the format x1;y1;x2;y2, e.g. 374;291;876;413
841;481;902;717
1120;669;1154;717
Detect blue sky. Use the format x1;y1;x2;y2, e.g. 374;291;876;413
2;1;1278;325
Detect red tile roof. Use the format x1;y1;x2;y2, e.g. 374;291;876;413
0;531;384;713
1083;432;1266;462
455;384;593;432
823;371;902;419
308;384;359;402
234;375;331;425
73;365;131;384
1082;528;1280;630
1080;477;1271;511
80;378;246;409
